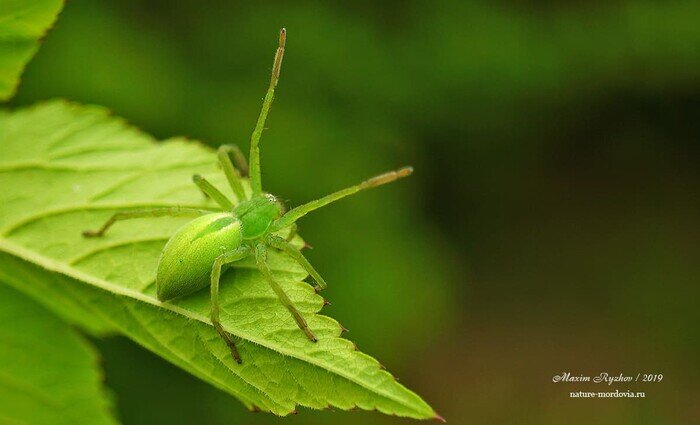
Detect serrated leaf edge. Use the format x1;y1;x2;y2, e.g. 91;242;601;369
0;236;437;419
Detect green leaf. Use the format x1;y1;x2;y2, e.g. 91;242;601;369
0;284;117;424
0;100;441;420
0;0;63;101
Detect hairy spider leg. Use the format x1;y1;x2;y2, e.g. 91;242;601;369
255;242;317;342
83;207;212;238
271;166;413;232
210;245;253;364
249;28;286;197
217;145;247;202
192;174;234;210
220;144;249;177
266;234;327;291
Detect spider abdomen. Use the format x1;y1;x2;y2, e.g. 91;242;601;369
156;212;243;301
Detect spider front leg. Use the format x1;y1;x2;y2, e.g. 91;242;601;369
255;243;318;342
217;146;247;202
219;144;249;177
82;207;211;237
266;234;327;291
192;175;234;210
210;245;252;364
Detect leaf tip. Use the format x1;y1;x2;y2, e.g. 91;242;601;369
433;413;447;423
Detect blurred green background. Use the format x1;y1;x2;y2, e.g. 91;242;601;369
12;0;700;423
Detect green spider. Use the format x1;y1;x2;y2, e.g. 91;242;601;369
83;29;412;364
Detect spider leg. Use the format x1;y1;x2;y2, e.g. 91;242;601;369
266;234;327;291
210;245;253;364
217;145;247;202
82;207;211;237
192;175;234;210
255;242;317;342
219;144;249;176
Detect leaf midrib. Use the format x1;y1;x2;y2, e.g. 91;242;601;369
0;237;424;415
